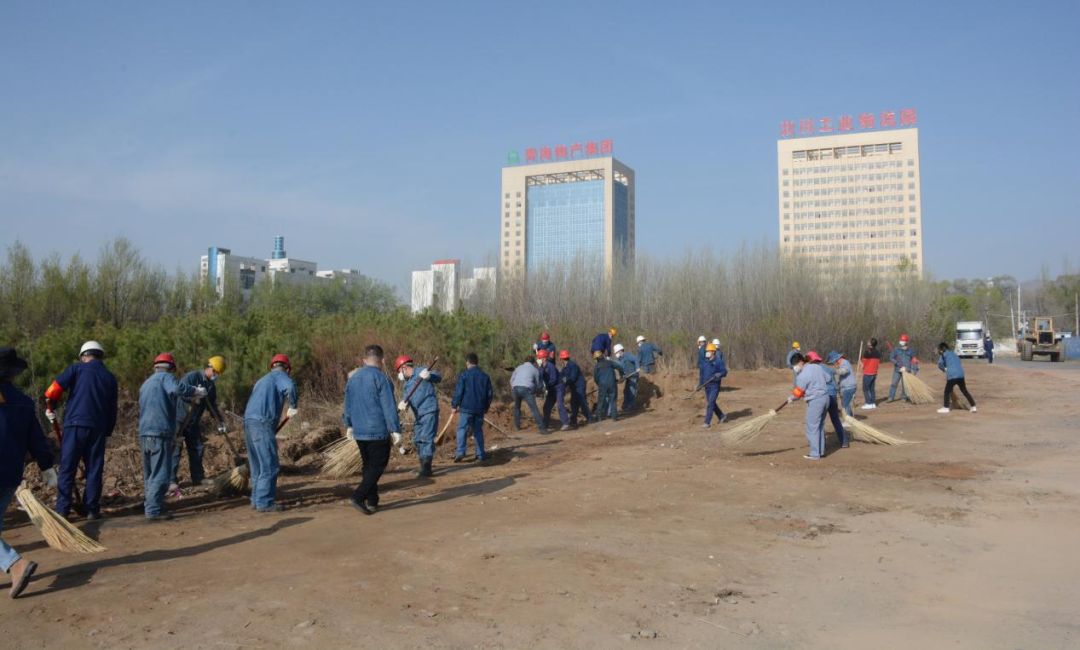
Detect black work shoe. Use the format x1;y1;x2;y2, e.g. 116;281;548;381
349;497;373;515
417;462;434;478
146;513;174;522
366;500;379;513
719;414;728;424
453;455;465;463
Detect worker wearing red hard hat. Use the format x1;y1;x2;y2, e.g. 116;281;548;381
558;350;591;427
396;354;442;478
138;352;205;521
787;351;830;460
243;354;299;513
43;340;119;521
534;331;556;359
887;334;919;403
537;348;569;431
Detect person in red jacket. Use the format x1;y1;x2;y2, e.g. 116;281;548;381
859;338;881;410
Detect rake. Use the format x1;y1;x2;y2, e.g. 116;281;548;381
15;483;106;554
721;399;790;445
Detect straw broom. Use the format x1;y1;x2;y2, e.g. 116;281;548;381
320;432;362;478
900;371;935;405
721;399;790;445
14;483;106;554
841;414;915;445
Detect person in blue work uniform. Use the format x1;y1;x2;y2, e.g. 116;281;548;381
1;347;57;598
635;335;663;374
593;351;623;422
785;342;802;385
245;354;299;513
614;344;639;413
170;355;228;490
590;328;617;359
700;343;727;428
558;350;591;427
936;342;978;414
537;349;569;432
452;353;494;462
696;335;707;368
788;352;830;460
44;340;118;520
396;355;441;477
534;332;556;359
984;335;995;364
138;353;204;521
887;334;917;402
815;352;848;449
828;351;858;417
510;355;548;434
343;345;401;515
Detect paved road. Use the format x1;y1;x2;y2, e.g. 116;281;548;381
984;356;1080;374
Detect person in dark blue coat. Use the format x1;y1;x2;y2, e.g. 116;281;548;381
245;354;299;513
534;332;557;359
700;343;727;428
397;355;441;477
558;350;591;427
343;345;400;514
452;353;494;461
538;349;568;431
593;351;623;422
170;356;228;489
984;335;995;364
590;328;616;359
1;347;57;598
44;340;118;520
635;336;663;374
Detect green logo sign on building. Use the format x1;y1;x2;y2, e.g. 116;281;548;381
507;150;520;166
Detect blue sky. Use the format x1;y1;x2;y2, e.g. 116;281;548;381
2;1;1078;293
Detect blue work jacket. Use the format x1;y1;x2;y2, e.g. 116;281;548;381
699;355;727;386
821;364;839;397
246;369;298;425
890;346;917;372
785;349;801;369
538;361;561;390
139;370;199;437
637;343;662;370
343;365;401;440
938;350;966;380
535;340;556;358
836;358;857;391
0;382;54;489
49;359;118;436
560;360;586;392
590;333;613;357
402;367;441;417
452;366;493;415
617;352;639;379
594;358;623;388
176;369;222;426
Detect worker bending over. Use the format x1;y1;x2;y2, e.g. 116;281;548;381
559;350;591;427
936;343;978;414
591;328;616;359
538;350;569;432
397;355;441;477
171;356;228;490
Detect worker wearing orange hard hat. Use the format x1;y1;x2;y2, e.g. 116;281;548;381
244;354;299;513
785;341;803;385
170;356;229;491
590;328;616;359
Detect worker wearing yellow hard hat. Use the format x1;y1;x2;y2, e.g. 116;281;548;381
786;342;803;385
169;356;229;490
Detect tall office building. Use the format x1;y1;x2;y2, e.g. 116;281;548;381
500;150;634;277
777;127;923;275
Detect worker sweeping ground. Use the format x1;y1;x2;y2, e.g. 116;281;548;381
559;350;591;427
1;347;58;598
700;343;727;428
591;328;616;359
593;351;623;422
451;353;494;462
635;335;662;374
860;338;882;410
815;352;848;449
614;343;639;414
44;340;118;521
344;345;400;515
828;351;858;417
785;342;802;384
245;354;298;513
788;352;831;460
538;349;569;432
887;334;919;403
170;356;228;490
396;355;441;477
510;354;548;434
936;342;978;414
137;353;205;521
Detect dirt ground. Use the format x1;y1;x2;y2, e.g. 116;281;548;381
2;360;1079;649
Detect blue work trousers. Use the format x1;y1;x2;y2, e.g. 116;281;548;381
455;412;486;459
56;425;106;517
542;384;568;428
513;387;546;432
0;487;20;571
804;397;828;459
568;385;591;425
887;370;908;401
827;395;847;447
141;435;174;517
596;386;617;421
245;420;280;510
622;377;638;412
863;374;877;406
704;383;724;425
841;387;856;417
170;425;206;486
413;411;438;461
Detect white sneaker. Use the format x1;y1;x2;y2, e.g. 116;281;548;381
937;407;950;414
970;406;977;413
861;404;874;410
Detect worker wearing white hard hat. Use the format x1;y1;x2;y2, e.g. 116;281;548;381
636;336;663;374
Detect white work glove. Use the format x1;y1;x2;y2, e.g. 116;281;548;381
390;432;403;446
346;427;354;437
899;366;907;374
286;407;299;419
397;400;408;412
193;386;208;399
788;396;796;404
217;422;227;435
419;369;431;380
42;467;58;489
45;409;57;424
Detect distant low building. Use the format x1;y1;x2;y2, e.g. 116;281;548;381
200;236;362;298
411;260;496;313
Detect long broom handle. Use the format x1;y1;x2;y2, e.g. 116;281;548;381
587;368;640;398
401;356;440;406
434;412;456;445
853;341;865;407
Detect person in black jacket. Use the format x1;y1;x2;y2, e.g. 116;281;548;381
558;350;591;427
593;351;624;422
451;353;494;462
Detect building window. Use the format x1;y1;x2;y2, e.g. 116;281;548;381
783;213;790;220
505;192;509;199
911;253;918;260
516;202;521;208
907;159;914;166
783;202;790;209
910;229;917;236
516;191;521;198
909;206;915;213
783;191;789;198
908;182;915;189
782;180;789;187
505;211;509;218
505;221;509;228
908;171;914;178
505;203;510;208
504;250;509;257
782;168;789;175
784;224;790;231
908;194;915;201
516;211;521;217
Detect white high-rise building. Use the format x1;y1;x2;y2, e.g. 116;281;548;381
411;260;496;313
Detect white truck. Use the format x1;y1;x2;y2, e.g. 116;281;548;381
955;321;986;358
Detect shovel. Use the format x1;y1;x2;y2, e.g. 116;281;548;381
683;374;721;400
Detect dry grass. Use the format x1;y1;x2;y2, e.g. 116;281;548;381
320;433;361;478
15;484;106;554
842;414;915;445
901;372;935;405
210;464;250;496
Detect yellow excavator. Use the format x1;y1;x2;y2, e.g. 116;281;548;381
1020;317;1065;362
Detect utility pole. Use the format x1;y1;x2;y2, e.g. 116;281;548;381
1075;292;1078;337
